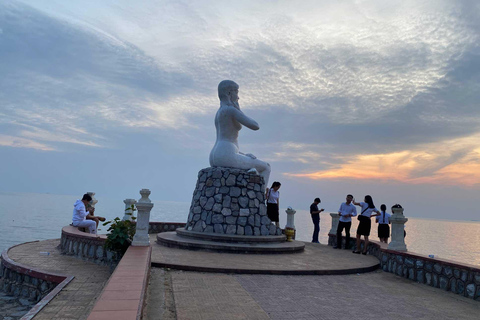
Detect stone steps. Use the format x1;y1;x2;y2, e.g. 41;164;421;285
175;228;286;243
156;231;305;254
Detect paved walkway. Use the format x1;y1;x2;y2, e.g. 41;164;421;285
7;239;110;320
6;237;480;320
150;234;379;274
146;269;480;320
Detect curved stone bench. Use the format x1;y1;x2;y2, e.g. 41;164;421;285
60;226;109;265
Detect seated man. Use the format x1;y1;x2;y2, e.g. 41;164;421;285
72;193;105;234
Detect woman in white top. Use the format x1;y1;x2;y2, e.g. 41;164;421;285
265;181;281;227
376;204;391;243
353;195;380;254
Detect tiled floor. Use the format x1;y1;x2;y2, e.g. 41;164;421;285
146;269;480;320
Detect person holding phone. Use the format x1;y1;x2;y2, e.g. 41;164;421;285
310;198;324;243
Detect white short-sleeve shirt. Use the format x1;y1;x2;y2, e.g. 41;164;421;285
376;212;391;224
358;202;380;217
267;189;279;204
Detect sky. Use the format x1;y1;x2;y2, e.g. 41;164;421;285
1;0;479;221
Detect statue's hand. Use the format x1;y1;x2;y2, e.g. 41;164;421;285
245;153;257;159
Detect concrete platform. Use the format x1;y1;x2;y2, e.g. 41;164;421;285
157;231;305;254
151;234;379;275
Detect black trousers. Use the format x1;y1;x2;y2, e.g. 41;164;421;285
336;221;351;248
311;214;320;242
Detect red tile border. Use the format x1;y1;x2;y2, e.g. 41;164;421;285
86;245;152;320
91;299;140;311
87;310;138;320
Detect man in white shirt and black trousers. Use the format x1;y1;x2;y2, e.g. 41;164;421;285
334;194;357;249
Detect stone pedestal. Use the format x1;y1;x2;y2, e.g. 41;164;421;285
132;189;153;246
388;207;408;252
122;199;137;221
185;167;282;236
329;213;339;235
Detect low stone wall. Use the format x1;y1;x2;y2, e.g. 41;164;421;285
60;226;111;265
328;234;480;301
0;243;71;303
61;222;186;265
149;222;186;234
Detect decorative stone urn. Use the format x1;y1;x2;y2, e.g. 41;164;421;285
185;167;282;236
284;207;296;242
285;207;296;229
388;206;408;252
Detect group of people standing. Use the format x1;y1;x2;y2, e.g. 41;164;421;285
310;194;392;252
265;182;393;252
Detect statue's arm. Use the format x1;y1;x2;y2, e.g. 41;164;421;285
232;108;259;130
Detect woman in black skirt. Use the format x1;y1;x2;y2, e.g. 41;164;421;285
376;204;391;243
352;195;380;254
265;181;281;227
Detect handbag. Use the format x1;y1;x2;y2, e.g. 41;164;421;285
357;207;369;221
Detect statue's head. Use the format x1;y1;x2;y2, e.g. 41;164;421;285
218;80;239;104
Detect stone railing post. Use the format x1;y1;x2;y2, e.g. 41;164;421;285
122;199;137;221
388;207;408;252
284;207;297;241
87;192;98;208
132;189;154;246
329;213;339;235
285;207;296;230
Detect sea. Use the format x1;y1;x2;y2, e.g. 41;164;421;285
1;192;479;267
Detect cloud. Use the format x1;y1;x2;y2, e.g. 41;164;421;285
1;0;480;192
0;134;54;151
285;133;480;187
0;1;196;151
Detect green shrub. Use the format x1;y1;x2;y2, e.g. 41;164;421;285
103;205;137;253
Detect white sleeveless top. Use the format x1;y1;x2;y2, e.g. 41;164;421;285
267;189;279;204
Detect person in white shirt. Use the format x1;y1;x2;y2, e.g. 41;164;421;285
353;195;380;254
376;204;391;243
334;194;357;249
72;194;105;234
265;181;281;227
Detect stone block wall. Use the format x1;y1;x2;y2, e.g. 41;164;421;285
148;222;186;234
0;265;56;302
328;234;480;301
0;248;67;303
186;167;282;236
